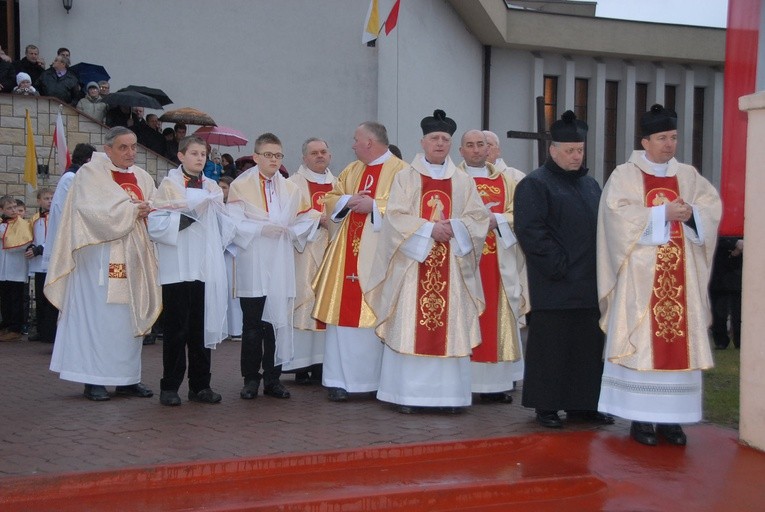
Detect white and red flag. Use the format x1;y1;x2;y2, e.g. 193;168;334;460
362;0;401;46
53;111;71;174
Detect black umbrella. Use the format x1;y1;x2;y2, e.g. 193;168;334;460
103;90;163;109
119;85;173;106
69;62;110;86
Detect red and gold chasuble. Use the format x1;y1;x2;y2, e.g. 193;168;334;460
471;176;506;363
338;163;382;327
643;173;690;370
308;180;333;330
414;176;452;356
110;171;145;279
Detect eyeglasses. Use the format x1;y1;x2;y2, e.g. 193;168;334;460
256;152;284;160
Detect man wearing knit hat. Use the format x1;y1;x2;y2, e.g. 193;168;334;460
514;110;613;429
597;104;721;446
364;110;490;414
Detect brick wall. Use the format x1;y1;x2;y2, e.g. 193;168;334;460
0;94;172;203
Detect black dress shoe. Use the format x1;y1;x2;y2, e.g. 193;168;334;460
656;423;687;446
535;410;563;428
294;371;312;385
189;388;222;404
566;410;615;425
264;382;291;399
240;380;259;400
630;421;658;446
479;392;513;404
115;382;154;398
83;384;110;401
160;390;181;406
397;404;419;414
327;387;349;402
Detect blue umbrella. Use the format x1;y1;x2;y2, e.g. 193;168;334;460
69;62;110;86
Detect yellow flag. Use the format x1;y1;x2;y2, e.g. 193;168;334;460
23;109;37;189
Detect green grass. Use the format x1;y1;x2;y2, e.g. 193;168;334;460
703;345;740;429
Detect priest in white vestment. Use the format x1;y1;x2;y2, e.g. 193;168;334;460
282;138;337;384
46;127;161;402
311;122;406;402
365;110;490;414
597;105;722;446
458;130;527;404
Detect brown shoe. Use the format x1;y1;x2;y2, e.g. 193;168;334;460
0;331;23;342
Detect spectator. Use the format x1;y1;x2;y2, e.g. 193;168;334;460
98;80;110;97
14;44;45;84
35;54;80;105
203;146;223;182
221;153;237;179
0;45;15;93
135;113;166;155
12;72;39;96
76;81;107;123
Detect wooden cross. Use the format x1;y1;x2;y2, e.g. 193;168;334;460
506;96;551;167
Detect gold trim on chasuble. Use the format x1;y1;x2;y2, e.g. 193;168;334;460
643;173;690;370
414;176;451;356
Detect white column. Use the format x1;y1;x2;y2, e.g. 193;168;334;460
530;52;545;166
590;59;607;184
737;90;765;452
649;63;666;107
562;56;576;110
618;62;636;165
708;69;725;187
677;66;695;163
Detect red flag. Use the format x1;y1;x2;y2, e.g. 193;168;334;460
384;0;400;35
53;111;71;173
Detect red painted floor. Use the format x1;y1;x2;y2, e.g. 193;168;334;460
1;425;762;511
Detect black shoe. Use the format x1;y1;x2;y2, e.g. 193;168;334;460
535;410;563;428
28;333;42;342
160;390;181;406
656;423;687;446
327;387;349;402
397;404;419;414
189;388;222;404
264;382;291;399
115;382;154;398
142;334;156;345
83;384;110;401
566;410;615;425
479;392;513;404
294;371;312;385
630;421;658;446
240;380;259;400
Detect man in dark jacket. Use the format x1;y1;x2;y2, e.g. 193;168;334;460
14;44;46;84
514;111;613;429
35;55;80;105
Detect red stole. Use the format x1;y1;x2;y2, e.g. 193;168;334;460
337;163;382;327
308;180;333;330
414;176;452;356
111;171;144;202
643;173;690;370
471;176;506;363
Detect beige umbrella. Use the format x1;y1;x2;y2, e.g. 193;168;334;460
159;107;216;126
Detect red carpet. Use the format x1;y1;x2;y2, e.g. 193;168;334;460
1;425;763;511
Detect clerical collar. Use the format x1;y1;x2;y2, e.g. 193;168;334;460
642;153;669;177
308;168;329;184
368;150;392;166
111;164;131;173
421;155;447;179
464;164;489;178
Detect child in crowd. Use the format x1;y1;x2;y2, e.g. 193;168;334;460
218;176;242;341
0;196;32;342
148;135;234;406
25;188;56;343
12;72;39;96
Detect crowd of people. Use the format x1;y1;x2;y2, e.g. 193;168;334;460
0;45;735;447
